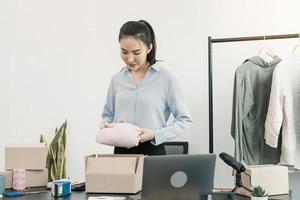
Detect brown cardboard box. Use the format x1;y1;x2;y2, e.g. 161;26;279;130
5;143;47;170
25;169;48;187
0;169;48;188
85;154;144;193
236;165;289;196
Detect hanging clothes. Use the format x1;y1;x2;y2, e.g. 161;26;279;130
265;55;300;169
231;56;282;165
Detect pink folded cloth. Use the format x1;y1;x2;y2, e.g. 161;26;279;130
96;123;141;148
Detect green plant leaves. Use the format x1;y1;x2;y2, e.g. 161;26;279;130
45;120;67;182
251;185;268;197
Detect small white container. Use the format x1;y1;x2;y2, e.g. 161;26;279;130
251;196;268;200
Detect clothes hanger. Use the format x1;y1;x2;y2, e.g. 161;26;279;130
257;35;276;63
291;33;300;56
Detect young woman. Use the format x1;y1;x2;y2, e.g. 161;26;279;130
101;20;192;155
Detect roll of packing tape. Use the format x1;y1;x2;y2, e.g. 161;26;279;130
51;180;71;197
12;169;26;191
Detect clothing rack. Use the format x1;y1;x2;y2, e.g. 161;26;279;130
208;33;300;153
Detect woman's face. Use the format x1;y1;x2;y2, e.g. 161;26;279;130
120;36;152;72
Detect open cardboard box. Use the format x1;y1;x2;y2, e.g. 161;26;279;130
236;164;289;196
85;154;144;194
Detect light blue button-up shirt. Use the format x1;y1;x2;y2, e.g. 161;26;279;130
101;62;193;145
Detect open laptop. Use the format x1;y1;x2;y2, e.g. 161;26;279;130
141;154;216;200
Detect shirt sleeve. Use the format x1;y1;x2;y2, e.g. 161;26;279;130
265;67;284;148
152;76;193;145
100;78;116;128
231;70;254;161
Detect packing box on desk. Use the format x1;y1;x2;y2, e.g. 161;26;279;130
236;165;289;196
85;154;144;194
0;169;48;188
5;143;47;170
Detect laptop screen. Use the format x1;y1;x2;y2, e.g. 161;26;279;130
141;154;216;200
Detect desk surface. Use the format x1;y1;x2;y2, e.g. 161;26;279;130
2;192;140;200
1;189;291;200
2;188;141;200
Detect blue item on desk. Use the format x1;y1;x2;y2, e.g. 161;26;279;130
51;180;71;197
4;190;48;197
4;191;24;197
0;175;5;194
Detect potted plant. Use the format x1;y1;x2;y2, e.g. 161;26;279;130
251;185;268;200
40;120;67;182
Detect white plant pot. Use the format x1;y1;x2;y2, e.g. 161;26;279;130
251;196;268;200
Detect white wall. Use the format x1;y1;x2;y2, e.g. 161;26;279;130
0;0;11;172
1;0;300;190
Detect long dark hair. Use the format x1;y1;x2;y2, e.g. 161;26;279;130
119;20;157;66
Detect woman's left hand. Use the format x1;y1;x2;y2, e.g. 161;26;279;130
139;128;155;143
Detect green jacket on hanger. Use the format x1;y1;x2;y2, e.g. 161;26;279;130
231;56;281;165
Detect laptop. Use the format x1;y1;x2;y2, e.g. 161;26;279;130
141;154;216;200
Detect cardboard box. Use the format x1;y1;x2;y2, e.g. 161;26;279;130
25;169;48;187
5;143;47;170
0;169;48;188
236;165;289;196
85;154;144;194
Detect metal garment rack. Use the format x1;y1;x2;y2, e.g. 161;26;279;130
208;33;300;153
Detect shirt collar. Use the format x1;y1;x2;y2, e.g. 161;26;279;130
120;62;162;73
120;66;129;73
245;56;281;68
150;62;161;72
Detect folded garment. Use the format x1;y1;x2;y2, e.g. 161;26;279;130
96;123;141;148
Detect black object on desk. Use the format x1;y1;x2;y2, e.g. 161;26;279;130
72;182;85;191
219;153;252;193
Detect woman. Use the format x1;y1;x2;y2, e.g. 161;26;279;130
101;20;192;155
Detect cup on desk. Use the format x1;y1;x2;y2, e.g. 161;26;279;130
0;174;5;194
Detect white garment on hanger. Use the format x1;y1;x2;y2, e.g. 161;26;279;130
291;43;300;57
265;55;300;169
